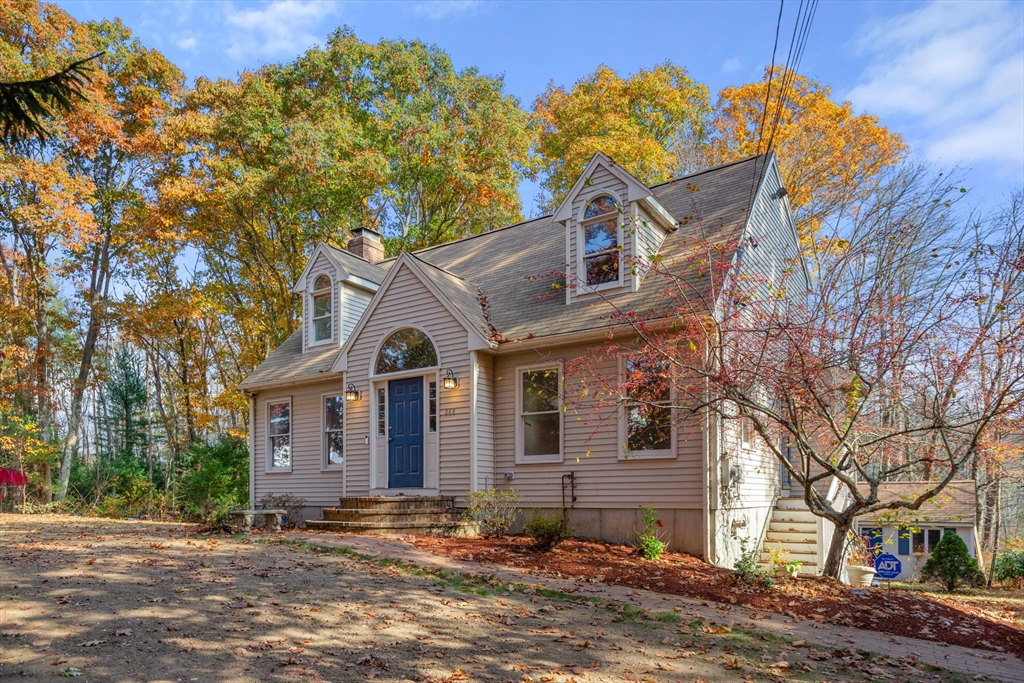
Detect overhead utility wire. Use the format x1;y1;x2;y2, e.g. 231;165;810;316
746;0;787;225
755;0;786;156
764;0;819;155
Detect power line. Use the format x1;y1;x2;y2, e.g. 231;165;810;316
764;0;819;155
755;0;786;156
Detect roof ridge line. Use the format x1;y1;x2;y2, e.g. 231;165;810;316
649;153;769;189
407;252;469;282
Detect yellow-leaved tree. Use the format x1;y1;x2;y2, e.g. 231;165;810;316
532;63;710;211
707;67;908;245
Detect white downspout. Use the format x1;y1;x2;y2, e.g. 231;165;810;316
248;394;256;506
469;350;479;493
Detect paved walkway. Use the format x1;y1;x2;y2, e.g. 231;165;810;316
284;532;1024;683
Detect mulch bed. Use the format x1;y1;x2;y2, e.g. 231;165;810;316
409;534;1024;660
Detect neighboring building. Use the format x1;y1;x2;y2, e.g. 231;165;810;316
855;480;980;581
238;152;815;570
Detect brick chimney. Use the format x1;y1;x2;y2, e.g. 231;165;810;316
348;228;384;263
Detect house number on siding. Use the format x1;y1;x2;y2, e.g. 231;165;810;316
442;408;456;416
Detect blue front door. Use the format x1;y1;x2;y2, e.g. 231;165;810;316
388;377;424;488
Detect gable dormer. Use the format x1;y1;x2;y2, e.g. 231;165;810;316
553;153;678;304
292;241;383;353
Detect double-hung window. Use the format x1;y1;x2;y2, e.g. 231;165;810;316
517;365;562;463
311;274;333;344
267;400;291;470
622;357;673;458
580;194;621;287
323;394;344;468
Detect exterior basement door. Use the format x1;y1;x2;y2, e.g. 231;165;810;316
388;376;424;488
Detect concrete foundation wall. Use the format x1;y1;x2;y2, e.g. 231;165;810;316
513;507;706;557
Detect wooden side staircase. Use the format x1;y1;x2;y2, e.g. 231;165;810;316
759;497;820;576
306;495;476;536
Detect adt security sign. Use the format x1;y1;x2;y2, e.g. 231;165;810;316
875;553;902;580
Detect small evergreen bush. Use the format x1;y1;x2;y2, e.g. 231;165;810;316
993;549;1024;586
522;508;572;551
463;488;521;538
921;530;982;592
733;537;775;588
635;506;667;560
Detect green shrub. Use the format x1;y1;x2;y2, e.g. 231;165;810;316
464;488;521;538
522;508;572;551
634;506;667;560
733;537;774;588
993;549;1024;585
921;530;982;592
177;435;249;522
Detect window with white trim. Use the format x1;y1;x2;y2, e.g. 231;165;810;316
324;394;344;467
311;274;333;343
581;194;620;287
517;366;562;462
622;357;672;457
376;387;386;437
267;400;291;470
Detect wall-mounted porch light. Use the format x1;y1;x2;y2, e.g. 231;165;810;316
344;383;361;401
441;369;460;390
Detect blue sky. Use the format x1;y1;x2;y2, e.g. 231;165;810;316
57;0;1024;213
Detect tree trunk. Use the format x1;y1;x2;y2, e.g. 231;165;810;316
55;236;111;501
822;517;853;579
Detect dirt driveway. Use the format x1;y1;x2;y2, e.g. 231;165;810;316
0;515;978;682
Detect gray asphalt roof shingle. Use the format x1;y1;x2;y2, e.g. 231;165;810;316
239;330;340;388
322;243;388;284
857;481;978;526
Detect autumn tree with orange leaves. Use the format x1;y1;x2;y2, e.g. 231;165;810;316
706;67;908;245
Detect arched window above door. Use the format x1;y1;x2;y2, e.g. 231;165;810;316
375;328;438;374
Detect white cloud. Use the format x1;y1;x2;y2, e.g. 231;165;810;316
721;57;742;74
224;0;338;60
847;1;1024;168
409;1;483;21
177;36;198;51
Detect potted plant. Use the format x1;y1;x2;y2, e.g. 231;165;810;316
767;547;802;579
845;533;877;587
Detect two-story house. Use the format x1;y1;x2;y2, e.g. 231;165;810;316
238;152;822;570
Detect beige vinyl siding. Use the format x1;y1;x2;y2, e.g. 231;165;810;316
475;353;495;490
340;284;373;345
567;164;632;302
494;343;704;509
633;203;668;286
303;252;340;353
342;262;473;500
252;379;347;507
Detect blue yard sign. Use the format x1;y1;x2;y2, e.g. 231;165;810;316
875;553;902;580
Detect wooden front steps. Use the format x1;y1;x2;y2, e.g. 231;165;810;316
759;497;820;576
306;495;477;536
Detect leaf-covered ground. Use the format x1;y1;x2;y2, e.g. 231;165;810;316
0;515;989;682
406;535;1024;660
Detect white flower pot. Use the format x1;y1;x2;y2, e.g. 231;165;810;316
847;564;876;587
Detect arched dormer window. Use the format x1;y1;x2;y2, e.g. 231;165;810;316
311;274;333;343
581;194;620;286
375;328;438;374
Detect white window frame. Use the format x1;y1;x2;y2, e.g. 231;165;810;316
321;391;345;471
309;273;334;347
576;190;624;292
618;356;676;460
265;398;292;473
515;362;564;464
